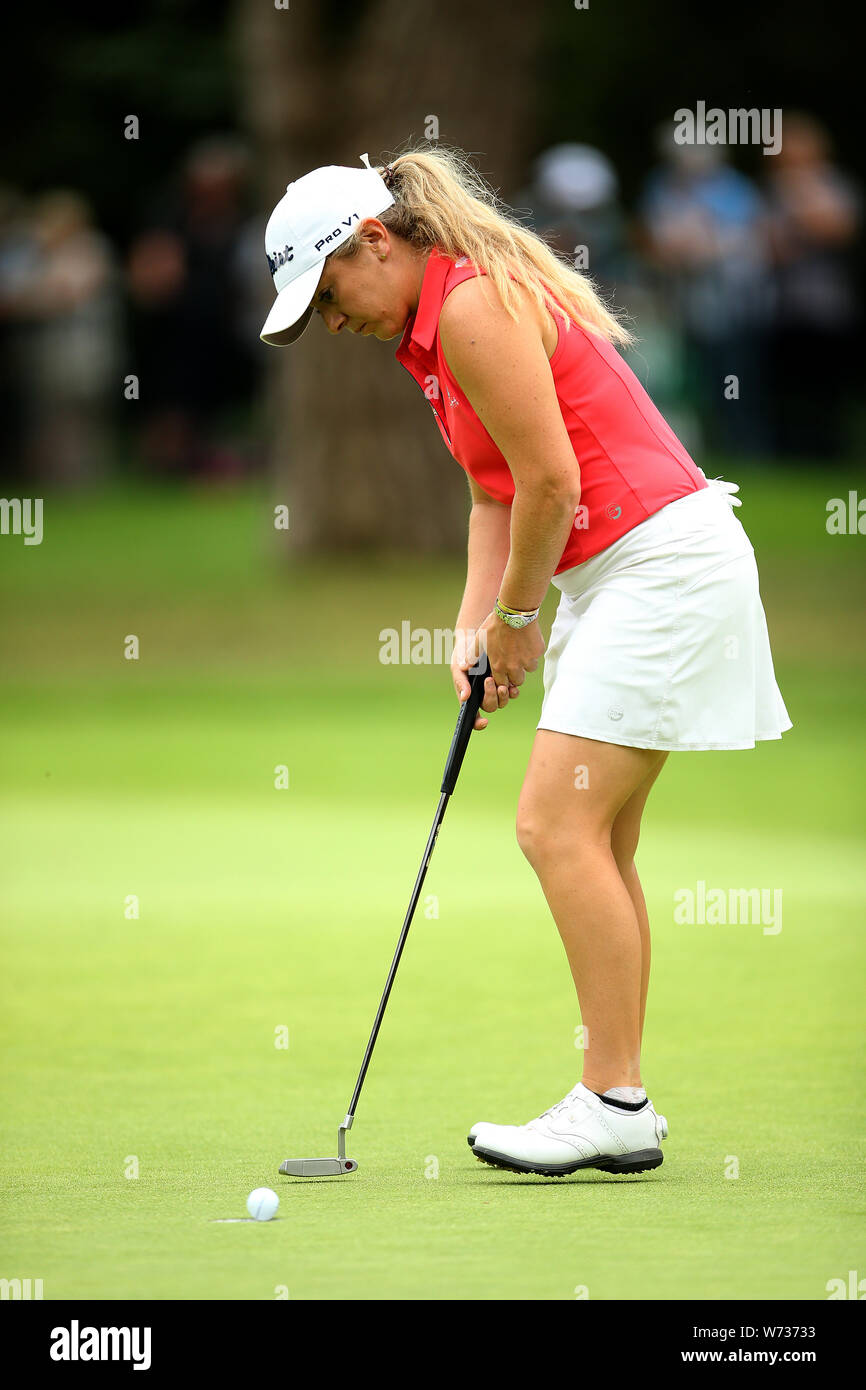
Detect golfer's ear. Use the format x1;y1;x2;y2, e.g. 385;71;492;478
358;218;388;254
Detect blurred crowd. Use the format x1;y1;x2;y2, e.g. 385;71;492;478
0;113;861;486
0;138;271;487
516;112;862;462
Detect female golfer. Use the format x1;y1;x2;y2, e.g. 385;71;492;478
260;147;792;1177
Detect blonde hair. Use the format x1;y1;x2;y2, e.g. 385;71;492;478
330;143;633;348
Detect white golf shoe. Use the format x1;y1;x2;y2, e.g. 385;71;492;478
468;1082;668;1176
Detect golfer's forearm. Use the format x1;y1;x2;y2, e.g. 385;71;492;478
455;500;512;633
498;486;580;612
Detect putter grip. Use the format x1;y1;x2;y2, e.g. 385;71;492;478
440;654;491;794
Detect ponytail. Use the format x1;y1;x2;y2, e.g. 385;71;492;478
331;143;633;348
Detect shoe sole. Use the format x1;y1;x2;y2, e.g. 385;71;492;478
467;1136;664;1176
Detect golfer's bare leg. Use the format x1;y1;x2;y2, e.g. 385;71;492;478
610;755;668;1042
516;731;667;1094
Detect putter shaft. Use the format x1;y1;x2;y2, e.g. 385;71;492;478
279;657;490;1177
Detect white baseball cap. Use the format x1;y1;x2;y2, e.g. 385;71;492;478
260;153;395;347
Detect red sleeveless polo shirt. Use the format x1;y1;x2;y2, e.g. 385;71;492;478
395;246;707;573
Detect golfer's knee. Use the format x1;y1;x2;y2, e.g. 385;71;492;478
515;804;546;866
516;805;600;870
613;851;637;882
611;822;640;875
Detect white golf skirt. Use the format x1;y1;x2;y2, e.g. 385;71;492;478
537;478;793;751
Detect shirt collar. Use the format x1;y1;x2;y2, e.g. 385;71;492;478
396;246;452;359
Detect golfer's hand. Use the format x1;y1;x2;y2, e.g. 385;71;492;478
477;611;545;696
451;617;544;731
450;629;503;731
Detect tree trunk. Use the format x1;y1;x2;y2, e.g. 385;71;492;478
234;0;541;554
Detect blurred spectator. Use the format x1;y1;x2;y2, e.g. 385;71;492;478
513;142;631;294
0;189;121;485
513;143;698;450
127;136;262;481
638;126;774;457
764;112;862;459
0;186;38;482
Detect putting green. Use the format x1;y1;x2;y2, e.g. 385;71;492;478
1;472;864;1300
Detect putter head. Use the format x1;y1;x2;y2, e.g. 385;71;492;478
278;1157;357;1177
279;1118;357;1177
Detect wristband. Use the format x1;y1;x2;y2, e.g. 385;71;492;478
496;598;539;615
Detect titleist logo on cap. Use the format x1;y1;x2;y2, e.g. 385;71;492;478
266;243;294;276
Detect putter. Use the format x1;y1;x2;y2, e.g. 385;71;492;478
279;653;491;1178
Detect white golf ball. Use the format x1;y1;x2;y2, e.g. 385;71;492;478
247;1187;279;1221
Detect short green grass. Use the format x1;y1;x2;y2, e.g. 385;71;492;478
1;468;864;1300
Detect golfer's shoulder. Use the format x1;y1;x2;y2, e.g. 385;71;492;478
439;272;547;382
440;269;534;336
